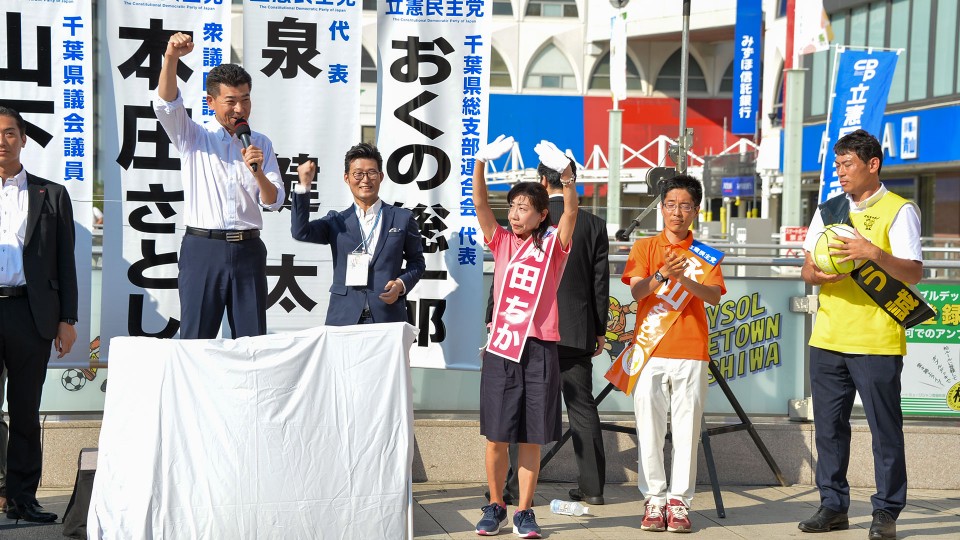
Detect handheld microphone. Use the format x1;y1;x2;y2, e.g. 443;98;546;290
234;119;257;172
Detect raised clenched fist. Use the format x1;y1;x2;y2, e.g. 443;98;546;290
166;32;194;58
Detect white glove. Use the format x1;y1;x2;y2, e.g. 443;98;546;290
535;140;570;173
475;134;515;163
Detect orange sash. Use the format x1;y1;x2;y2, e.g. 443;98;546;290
605;239;723;395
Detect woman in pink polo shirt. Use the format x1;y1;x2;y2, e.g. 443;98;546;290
469;136;579;539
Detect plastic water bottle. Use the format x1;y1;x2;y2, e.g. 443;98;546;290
550;499;589;516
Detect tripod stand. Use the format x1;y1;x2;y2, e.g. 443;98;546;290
502;358;789;518
540;359;789;518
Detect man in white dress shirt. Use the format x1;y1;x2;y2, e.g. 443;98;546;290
155;32;285;339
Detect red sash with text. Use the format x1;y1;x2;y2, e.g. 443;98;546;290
605;240;724;395
487;228;559;363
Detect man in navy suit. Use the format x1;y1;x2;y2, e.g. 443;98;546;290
291;143;425;325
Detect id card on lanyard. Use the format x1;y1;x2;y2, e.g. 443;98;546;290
345;205;382;287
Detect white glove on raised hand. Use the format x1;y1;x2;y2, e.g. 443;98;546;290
475;134;515;163
535;140;570;173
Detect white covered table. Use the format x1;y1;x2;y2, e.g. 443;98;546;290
89;324;416;539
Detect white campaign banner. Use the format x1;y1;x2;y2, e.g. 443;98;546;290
0;0;94;367
243;0;362;333
376;3;491;369
101;0;231;359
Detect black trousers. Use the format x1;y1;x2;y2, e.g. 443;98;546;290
810;346;907;518
504;345;606;498
1;366;8;496
0;296;52;503
178;234;268;339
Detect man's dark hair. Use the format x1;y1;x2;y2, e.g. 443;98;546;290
507;181;550;251
538;157;577;189
344;142;383;172
661;173;703;206
206;64;253;97
834;128;883;174
0;106;26;136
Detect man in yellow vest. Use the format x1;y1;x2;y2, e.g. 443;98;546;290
798;129;922;540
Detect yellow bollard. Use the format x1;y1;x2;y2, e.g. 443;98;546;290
719;207;727;240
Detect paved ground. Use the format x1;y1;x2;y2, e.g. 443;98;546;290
3;483;957;538
413;483;960;539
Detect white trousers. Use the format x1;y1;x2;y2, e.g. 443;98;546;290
632;357;707;508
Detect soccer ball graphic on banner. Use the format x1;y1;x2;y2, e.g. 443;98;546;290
61;368;87;392
813;224;864;274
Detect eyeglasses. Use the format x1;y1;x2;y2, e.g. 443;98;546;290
662;202;696;213
350;170;381;180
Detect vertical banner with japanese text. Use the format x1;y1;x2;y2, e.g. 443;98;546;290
732;0;761;135
243;0;362;333
377;2;491;369
0;0;94;367
101;0;231;359
818;48;899;203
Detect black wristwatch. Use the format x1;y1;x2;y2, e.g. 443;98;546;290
61;318;77;325
653;271;668;285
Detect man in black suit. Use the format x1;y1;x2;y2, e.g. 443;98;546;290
0;106;78;523
541;159;610;505
486;158;610;505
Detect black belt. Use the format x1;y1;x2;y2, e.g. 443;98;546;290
0;285;27;298
185;226;260;242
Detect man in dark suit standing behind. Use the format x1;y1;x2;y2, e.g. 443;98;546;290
0;106;78;523
291;143;425;325
541;158;610;505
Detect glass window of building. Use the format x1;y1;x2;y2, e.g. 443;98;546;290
526;0;578;18
907;0;931;101
719;61;734;94
362;126;376;145
806;0;960;116
933;0;957;97
888;0;909;104
361;48;377;84
492;0;514;16
654;49;707;93
363;0;376;10
933;174;960;237
867;1;886;48
524;45;577;90
770;66;784;126
588;51;642;91
490;48;513;88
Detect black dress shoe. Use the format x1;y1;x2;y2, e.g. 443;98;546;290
798;506;849;532
6;499;58;523
868;509;897;540
569;488;604;506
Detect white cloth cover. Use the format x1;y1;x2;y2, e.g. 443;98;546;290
88;324;416;539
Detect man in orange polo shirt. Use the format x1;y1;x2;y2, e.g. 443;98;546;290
621;174;725;533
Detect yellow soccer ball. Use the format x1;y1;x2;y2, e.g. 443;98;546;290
813;224;863;274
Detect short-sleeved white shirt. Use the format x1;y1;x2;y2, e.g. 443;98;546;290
802;185;922;262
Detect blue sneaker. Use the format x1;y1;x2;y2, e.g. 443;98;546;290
476;503;508;536
513;509;542;539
